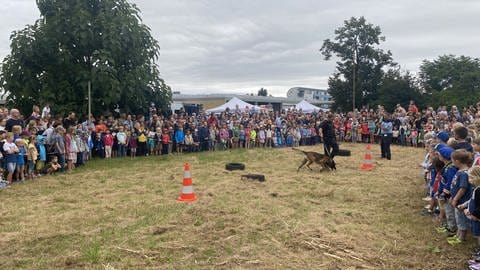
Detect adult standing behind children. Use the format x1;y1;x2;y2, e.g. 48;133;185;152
5;109;24;132
380;113;393;160
318;113;339;158
41;103;50;119
63;112;77;130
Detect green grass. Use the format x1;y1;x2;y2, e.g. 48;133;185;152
0;144;473;269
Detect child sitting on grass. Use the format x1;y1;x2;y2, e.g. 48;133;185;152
447;149;473;245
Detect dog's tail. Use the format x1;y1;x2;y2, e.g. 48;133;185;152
292;148;307;154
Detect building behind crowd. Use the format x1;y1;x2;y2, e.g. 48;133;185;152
172;87;333;114
286;87;332;108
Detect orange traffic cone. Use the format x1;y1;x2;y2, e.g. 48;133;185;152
177;163;197;202
359;144;374;170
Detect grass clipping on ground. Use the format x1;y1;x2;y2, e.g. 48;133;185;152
0;144;472;269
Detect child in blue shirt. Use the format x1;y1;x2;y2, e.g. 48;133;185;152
463;167;480;267
447;149;473;244
15;138;26;182
36;135;47;175
436;144;458;234
175;127;185;154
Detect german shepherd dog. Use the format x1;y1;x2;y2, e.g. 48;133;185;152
292;148;336;172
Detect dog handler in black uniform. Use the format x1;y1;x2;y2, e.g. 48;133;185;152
319;113;339;158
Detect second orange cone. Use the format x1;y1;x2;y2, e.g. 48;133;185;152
359;144;374;170
177;163;197;202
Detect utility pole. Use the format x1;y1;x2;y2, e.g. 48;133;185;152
88;80;91;125
352;48;357;119
352;60;356;118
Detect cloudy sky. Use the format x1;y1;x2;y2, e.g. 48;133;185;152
0;0;479;96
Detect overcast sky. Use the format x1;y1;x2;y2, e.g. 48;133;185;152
0;0;479;96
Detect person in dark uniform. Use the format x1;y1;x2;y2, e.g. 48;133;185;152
318;113;339;158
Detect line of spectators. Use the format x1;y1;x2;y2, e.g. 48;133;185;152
0;100;480;185
419;121;480;268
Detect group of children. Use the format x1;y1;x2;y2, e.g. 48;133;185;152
422;124;480;269
0;129;60;185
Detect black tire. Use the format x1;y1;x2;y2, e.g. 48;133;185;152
225;163;245;171
337;149;351;156
241;174;265;182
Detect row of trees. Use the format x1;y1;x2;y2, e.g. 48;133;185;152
321;17;480;112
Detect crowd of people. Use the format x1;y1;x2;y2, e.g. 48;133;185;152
420;123;480;269
0;100;479;185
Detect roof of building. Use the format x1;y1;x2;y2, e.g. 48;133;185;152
172;93;333;105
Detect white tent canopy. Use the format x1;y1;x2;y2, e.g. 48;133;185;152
206;97;260;114
295;100;326;113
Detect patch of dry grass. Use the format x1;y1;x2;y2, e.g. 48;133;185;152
0;143;473;269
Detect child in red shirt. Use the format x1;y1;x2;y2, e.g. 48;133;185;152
161;129;171;155
104;129;114;158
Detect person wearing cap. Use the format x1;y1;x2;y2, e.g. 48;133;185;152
318;113;339;158
435;131;450;145
436;145;458;234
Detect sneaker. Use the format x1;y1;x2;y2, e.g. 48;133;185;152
424;204;432;209
447;235;463;245
447;235;456;240
422;196;432;202
436;226;447;233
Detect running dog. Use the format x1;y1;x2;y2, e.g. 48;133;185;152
292;148;336;172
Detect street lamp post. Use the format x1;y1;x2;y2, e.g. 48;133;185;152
352;49;357;119
88;80;91;125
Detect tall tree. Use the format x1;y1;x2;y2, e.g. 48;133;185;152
0;0;171;116
257;87;268;96
320;16;395;111
419;55;480;108
376;69;425;112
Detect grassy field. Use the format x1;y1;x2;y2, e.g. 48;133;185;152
0;143;473;269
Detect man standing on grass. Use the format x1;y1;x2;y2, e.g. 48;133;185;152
319;113;339;158
380;113;393;160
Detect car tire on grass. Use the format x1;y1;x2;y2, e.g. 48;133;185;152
337;149;351;156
